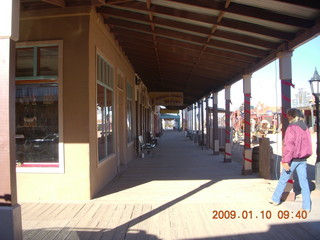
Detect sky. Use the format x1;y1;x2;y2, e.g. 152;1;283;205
217;35;320;110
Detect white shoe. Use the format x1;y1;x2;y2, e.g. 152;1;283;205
268;199;279;206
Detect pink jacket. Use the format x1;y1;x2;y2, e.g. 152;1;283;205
282;122;312;163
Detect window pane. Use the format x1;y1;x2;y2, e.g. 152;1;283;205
38;46;58;76
97;56;101;82
103;61;107;85
127;82;133;100
106;89;114;155
97;84;106;161
127;100;133;143
96;55;114;161
109;67;114;88
16;48;34;77
16;83;59;164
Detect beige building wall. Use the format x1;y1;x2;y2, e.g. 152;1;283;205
16;6;137;201
88;9;136;198
17;7;92;201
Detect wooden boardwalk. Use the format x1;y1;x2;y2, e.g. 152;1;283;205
21;131;320;240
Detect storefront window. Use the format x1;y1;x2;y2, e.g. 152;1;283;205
97;54;114;161
15;44;60;168
97;84;106;160
16;84;59;164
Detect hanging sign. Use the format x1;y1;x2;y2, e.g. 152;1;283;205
160;109;179;114
149;92;183;106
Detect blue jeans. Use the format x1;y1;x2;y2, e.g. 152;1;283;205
272;161;311;210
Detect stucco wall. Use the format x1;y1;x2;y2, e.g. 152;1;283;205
16;7;137;201
17;8;91;201
88;9;136;198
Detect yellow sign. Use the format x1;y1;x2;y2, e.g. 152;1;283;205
149;92;183;106
160;109;179;114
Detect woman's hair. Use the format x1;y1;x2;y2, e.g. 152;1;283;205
287;108;304;122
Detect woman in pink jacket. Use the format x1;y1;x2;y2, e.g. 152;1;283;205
270;108;312;212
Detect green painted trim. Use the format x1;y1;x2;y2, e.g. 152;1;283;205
16;44;58;49
15;76;58;81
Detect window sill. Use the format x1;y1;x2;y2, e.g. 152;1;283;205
98;153;116;168
16;162;64;173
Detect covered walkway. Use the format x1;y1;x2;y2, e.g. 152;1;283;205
21;131;320;240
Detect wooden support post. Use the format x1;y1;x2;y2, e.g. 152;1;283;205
188;107;191;133
224;86;232;162
0;1;22;239
198;101;201;142
191;106;194;132
213;93;219;155
201;99;205;149
205;96;209;149
194;104;197;142
242;74;253;175
278;51;293;135
278;51;295;201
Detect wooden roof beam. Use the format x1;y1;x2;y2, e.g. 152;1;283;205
107;19;269;58
92;0;106;7
105;0;134;5
117;34;259;66
42;0;65;7
169;0;314;28
272;0;320;9
98;3;295;40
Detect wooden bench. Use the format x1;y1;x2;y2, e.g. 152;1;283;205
147;131;159;146
138;135;156;157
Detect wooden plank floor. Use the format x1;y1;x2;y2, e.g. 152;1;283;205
21;131;320;240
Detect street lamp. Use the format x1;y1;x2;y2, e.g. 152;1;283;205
309;68;320;190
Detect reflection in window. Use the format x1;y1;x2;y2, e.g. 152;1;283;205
127;82;133;143
16;48;34;77
16;45;58;79
38;47;58;76
97;54;114;161
106;89;113;155
97;84;106;160
16;84;59;164
15;44;60;167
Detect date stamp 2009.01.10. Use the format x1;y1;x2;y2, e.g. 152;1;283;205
212;210;308;220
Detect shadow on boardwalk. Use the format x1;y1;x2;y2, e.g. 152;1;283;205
96;130;255;198
22;220;320;240
22;131;320;240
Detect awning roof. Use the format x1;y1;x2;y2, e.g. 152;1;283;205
20;0;320;109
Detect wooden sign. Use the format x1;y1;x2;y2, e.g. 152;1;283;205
150;92;183;106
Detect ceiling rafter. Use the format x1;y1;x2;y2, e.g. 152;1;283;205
169;0;314;28
117;33;258;64
105;0;134;5
272;0;320;9
154;36;258;63
158;56;238;76
145;0;162;83
21;0;320;107
121;38;250;70
107;18;269;58
42;0;66;7
98;3;296;40
92;0;106;6
154;16;279;49
186;0;232;92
